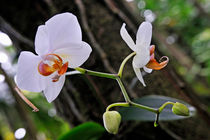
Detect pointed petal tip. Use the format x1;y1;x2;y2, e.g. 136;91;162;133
132;61;147;87
46;97;53;103
120;23;136;51
122;23;126;27
120;23;126;33
44;90;57;103
141;80;146;87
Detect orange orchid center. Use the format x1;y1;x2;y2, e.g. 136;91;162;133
146;45;169;70
38;54;68;82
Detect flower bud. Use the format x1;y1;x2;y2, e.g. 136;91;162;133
103;111;121;134
172;102;189;116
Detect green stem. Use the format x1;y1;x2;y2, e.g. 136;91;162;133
75;67;118;79
158;101;174;113
154;112;160;127
118;52;136;78
129;101;158;113
116;77;158;113
106;100;158;114
106;102;129;112
75;67;159;114
116;78;131;102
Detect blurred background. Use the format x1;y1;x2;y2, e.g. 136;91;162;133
0;0;210;139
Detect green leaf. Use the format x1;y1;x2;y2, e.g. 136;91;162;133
58;122;105;140
119;95;196;121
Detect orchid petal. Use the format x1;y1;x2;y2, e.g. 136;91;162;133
132;61;146;87
35;25;50;55
146;56;169;70
54;41;92;68
45;13;82;51
16;51;46;92
120;23;136;51
143;66;153;73
133;53;150;68
136;22;152;51
43;75;65;103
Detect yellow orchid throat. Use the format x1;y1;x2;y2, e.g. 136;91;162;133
38;54;68;82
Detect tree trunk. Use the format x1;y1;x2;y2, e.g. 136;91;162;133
0;0;210;139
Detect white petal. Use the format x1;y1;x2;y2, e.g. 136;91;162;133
143;66;153;73
45;13;82;51
43;75;65;103
35;25;50;55
120;23;136;51
16;51;46;92
133;53;150;68
132;61;146;87
54;41;92;68
136;22;152;51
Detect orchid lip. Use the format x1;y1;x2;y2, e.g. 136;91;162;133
146;56;169;70
38;54;68;82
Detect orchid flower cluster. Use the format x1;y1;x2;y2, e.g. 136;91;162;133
16;13;189;134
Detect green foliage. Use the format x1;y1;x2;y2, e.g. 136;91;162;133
119;95;195;121
140;0;196;27
28;94;70;139
137;0;210;89
58;122;105;140
192;29;210;77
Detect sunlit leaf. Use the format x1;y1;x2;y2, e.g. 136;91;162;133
119;95;196;121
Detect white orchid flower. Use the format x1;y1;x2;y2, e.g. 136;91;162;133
120;22;169;86
16;13;92;102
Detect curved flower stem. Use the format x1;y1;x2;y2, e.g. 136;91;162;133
116;77;158;113
154;101;174;127
158;101;175;113
106;102;129;112
129;101;158;113
73;67;177;125
75;67;159;114
118;52;136;78
75;67;118;79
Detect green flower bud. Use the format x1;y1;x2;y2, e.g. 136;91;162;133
172;102;189;116
103;111;121;134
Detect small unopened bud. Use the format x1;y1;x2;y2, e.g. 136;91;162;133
103;111;121;134
172;102;189;116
